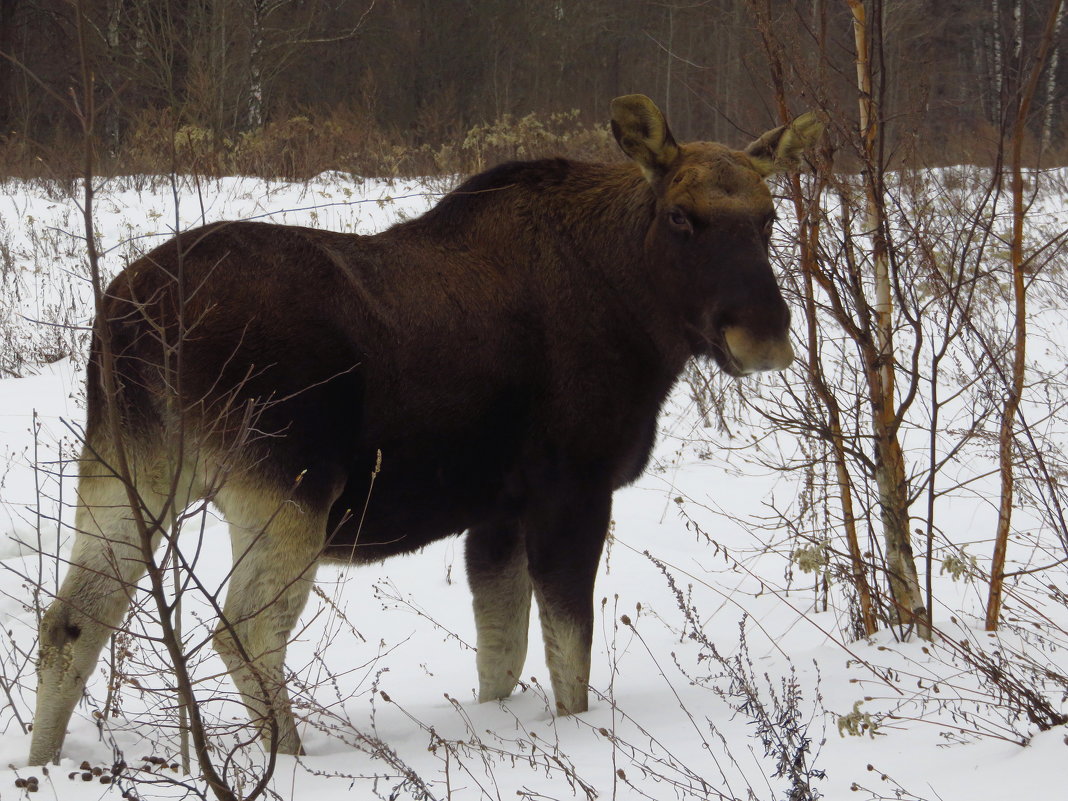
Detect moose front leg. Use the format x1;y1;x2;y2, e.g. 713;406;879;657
523;486;611;716
466;523;532;703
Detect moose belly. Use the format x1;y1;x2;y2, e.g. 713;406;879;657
321;386;531;561
322;441;523;562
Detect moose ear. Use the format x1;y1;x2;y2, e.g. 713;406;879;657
610;94;680;181
744;112;824;176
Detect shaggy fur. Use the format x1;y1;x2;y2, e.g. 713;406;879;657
29;95;821;764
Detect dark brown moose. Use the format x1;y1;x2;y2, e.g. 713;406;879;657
29;95;822;764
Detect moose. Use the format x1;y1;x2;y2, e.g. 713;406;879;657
29;95;822;764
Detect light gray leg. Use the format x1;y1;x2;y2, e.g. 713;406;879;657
30;449;198;765
531;595;593;715
465;524;532;703
212;485;327;755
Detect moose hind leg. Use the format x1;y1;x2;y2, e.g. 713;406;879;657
466;523;532;703
524;488;611;716
30;449;194;765
213;483;329;755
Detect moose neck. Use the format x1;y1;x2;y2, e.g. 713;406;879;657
528;160;696;375
402;158;698;384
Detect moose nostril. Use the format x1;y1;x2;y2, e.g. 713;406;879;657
63;623;81;640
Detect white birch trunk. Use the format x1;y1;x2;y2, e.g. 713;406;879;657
1041;4;1063;150
105;0;122;151
846;0;927;634
246;0;267;130
1014;0;1023;64
992;0;1004;117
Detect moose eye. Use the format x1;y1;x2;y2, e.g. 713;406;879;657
763;214;777;237
667;208;693;234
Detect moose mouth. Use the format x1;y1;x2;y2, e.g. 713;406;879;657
708;326;794;377
708;336;748;377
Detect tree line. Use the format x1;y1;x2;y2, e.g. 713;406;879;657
1;0;1065;174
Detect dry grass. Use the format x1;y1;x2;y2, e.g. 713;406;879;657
0;105;620;182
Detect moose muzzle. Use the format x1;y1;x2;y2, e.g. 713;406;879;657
722;326;795;375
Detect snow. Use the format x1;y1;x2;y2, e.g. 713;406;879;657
0;172;1066;800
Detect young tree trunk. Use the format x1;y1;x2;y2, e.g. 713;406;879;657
985;0;1065;631
748;0;880;637
801;215;880;638
811;0;879;637
845;0;927;635
211;0;230;140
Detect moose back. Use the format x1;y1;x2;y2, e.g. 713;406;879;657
29;94;822;764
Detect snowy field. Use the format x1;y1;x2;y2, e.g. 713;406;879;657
0;172;1067;800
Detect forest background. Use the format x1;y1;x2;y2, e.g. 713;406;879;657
1;0;1065;178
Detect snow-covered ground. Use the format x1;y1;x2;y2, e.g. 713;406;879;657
0;172;1066;800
